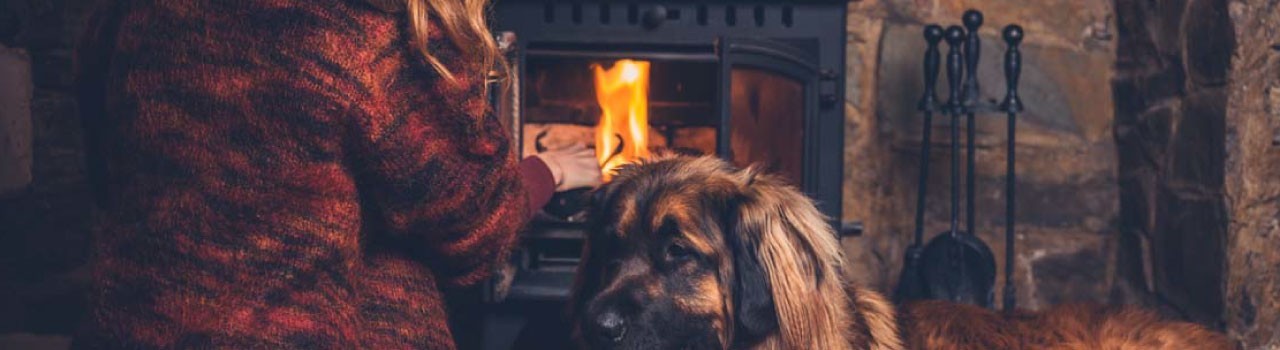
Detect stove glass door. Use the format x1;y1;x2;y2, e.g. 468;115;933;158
719;37;821;189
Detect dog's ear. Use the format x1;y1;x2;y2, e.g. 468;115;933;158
728;171;852;349
724;191;779;342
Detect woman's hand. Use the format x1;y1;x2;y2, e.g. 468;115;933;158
535;143;603;191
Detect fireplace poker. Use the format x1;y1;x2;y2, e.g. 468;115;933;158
1000;24;1025;313
962;10;982;244
946;26;964;245
894;24;945;303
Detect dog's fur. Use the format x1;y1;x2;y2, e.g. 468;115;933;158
572;156;1233;350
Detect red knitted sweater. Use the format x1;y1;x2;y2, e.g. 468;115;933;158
72;0;542;348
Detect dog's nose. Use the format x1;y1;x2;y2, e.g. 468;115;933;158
593;311;627;343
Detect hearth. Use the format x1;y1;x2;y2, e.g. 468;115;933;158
468;1;848;348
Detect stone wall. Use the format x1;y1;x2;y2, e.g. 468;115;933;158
841;0;1129;311
1110;1;1280;347
1112;0;1234;329
0;0;95;335
1109;0;1280;347
840;0;1278;347
1222;0;1280;348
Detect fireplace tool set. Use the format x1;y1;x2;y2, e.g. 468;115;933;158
894;10;1025;312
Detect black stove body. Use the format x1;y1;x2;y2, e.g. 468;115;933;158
469;2;847;348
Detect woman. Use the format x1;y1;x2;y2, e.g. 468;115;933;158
72;0;598;348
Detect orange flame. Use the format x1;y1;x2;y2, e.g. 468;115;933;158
593;59;651;180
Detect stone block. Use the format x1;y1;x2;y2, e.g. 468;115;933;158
1148;0;1186;56
1026;43;1117;142
1116;174;1154;233
1152;187;1227;326
0;46;32;196
1137;59;1186;105
1137;103;1177;149
1182;0;1233;87
975;225;1110;311
1114;60;1186;126
973;175;1117;230
1223;2;1280;346
1031;242;1109;305
873;23;927;139
1111;78;1144;122
1169;88;1227;187
1113;225;1156;295
1116;104;1176;172
1112;0;1159;66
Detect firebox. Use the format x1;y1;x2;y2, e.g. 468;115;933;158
467;1;847;348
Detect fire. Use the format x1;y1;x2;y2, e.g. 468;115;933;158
593;59;651;180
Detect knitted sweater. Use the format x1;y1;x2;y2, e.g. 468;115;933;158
72;0;545;348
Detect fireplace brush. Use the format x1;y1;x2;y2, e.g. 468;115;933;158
896;10;1024;310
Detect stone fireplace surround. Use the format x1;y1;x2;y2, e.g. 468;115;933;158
841;0;1278;348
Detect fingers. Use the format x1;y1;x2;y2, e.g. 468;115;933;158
534;142;605;191
558;151;604;191
561;142;589;152
555;142;595;157
569;147;596;159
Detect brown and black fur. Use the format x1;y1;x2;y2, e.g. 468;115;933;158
571;156;898;350
572;155;1232;350
898;301;1233;349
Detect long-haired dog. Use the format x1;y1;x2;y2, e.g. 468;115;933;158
570;156;1232;350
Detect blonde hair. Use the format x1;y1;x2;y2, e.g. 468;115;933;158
402;0;503;83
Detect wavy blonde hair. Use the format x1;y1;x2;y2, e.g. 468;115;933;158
400;0;503;83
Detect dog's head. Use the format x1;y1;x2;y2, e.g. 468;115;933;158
570;156;854;350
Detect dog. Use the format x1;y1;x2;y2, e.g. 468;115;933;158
570;156;1232;350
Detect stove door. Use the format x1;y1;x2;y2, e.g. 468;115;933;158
718;37;821;191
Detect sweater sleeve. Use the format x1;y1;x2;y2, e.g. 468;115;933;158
351;96;527;288
519;156;556;217
347;21;528;289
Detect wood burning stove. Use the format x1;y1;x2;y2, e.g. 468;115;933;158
467;1;847;348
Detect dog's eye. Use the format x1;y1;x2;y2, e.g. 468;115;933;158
666;243;695;261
